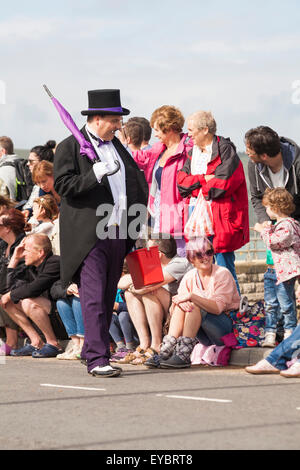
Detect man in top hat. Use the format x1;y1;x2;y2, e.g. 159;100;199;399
54;89;148;377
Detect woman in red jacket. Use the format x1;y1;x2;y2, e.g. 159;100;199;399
177;111;249;292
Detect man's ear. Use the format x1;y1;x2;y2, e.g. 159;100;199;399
260;153;269;162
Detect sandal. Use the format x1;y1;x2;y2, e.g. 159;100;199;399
130;347;157;365
117;346;145;364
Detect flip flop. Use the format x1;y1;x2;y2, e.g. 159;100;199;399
32;343;61;358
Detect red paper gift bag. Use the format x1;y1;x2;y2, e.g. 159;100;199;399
126;246;164;289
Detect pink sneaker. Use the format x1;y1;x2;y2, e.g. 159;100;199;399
280;361;300;378
245;359;280;375
0;343;12;356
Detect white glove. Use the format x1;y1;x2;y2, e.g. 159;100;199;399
93;161;110;183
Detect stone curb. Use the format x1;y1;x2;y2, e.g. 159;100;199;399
229;347;273;366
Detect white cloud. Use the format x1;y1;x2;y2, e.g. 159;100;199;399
0;17;59;40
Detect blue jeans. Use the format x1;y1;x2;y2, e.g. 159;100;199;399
207;236;240;295
109;311;138;346
175;238;186;258
266;324;300;370
215;251;240;295
196;309;234;346
264;269;297;332
56;296;85;337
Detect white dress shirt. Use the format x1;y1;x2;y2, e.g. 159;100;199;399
86;125;127;226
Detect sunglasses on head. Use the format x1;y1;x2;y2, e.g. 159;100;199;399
193;249;215;259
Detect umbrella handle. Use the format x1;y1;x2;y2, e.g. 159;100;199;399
103;159;121;176
92;159;121;175
43;84;53;99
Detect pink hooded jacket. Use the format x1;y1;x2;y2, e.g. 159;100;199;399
133;133;193;236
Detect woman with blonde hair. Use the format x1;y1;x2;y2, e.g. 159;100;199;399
132;105;193;256
27;194;59;239
32;161;60;206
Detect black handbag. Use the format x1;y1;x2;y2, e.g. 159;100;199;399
49;305;69;340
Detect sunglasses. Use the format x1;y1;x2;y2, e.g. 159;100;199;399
193;249;215;259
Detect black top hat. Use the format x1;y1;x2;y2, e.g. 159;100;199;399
81;89;130;116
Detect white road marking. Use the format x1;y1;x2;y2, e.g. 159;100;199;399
156;393;232;403
40;383;106;391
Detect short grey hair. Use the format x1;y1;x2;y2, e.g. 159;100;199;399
188;111;217;135
26;233;52;256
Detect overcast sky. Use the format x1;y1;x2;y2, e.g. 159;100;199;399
1;0;300;152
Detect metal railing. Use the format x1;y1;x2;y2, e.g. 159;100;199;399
236;227;266;262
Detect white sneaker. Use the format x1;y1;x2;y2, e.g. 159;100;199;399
245;359;280;375
57;347;78;360
261;331;276;348
283;329;294;341
280;361;300;378
89;365;121;377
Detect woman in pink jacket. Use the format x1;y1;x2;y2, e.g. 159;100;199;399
132;105;193;256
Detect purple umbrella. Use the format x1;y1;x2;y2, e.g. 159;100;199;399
43;84;120;175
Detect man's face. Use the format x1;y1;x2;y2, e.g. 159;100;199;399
24;238;43;266
0;146;6;158
96;115;123;141
245;142;265;164
187;120;208;148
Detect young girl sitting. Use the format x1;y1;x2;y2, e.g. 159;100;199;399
254;188;300;345
28;195;59;238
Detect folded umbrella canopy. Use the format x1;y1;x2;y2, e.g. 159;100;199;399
43;85;120;175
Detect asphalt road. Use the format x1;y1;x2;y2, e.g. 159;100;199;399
1;356;300;451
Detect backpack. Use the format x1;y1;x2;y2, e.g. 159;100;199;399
2;159;34;202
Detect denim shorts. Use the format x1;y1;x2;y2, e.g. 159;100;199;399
196;309;233;346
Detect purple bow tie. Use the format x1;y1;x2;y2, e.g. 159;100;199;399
89;133;110;147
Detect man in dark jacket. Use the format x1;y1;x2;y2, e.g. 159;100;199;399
54;89;148;378
1;233;61;357
245;126;300;347
245;126;300;223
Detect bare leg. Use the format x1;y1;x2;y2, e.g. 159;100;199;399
142;287;171;352
182;304;202;338
168;303;202;339
21;298;59;348
4;301;43;348
5;327;18;348
124;290;151;350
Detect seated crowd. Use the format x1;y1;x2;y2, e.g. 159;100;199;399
0;108;300;380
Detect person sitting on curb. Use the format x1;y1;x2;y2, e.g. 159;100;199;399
117;234;192;365
1;233;62;358
245;283;300;378
50;279;84;360
145;236;240;369
0;208;27;355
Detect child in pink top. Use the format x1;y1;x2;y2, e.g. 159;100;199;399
254;188;300;342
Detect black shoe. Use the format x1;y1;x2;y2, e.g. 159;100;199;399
159;354;191;369
88;365;122;377
144;353;162;368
